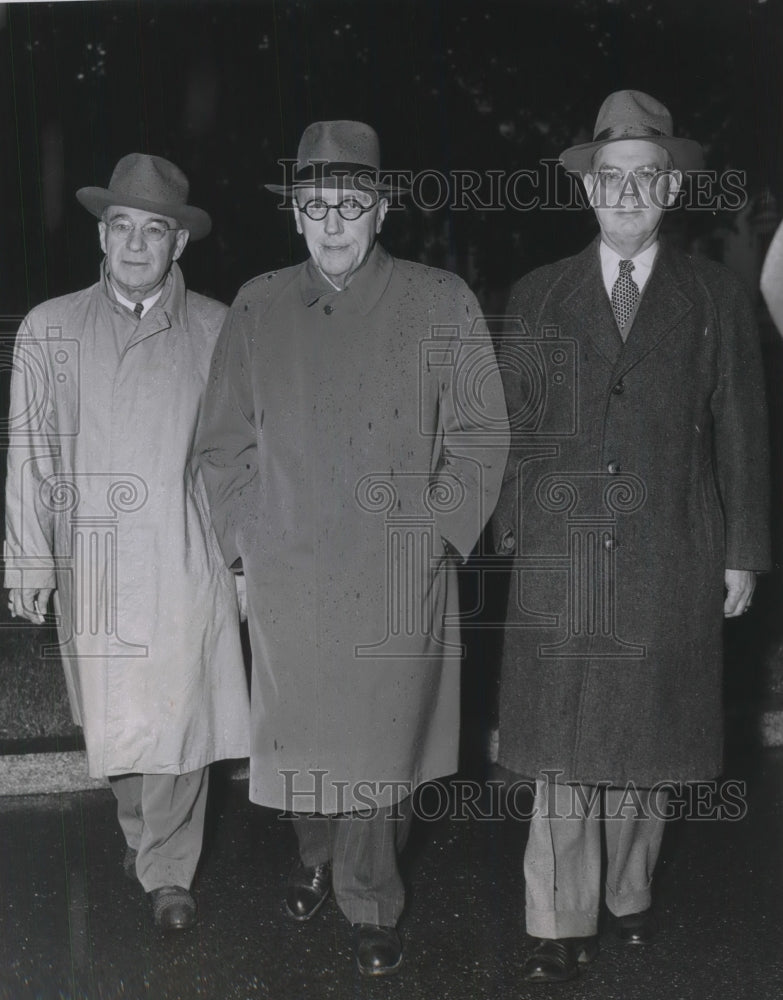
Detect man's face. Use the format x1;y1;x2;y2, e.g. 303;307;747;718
293;185;388;289
99;205;189;301
584;140;682;255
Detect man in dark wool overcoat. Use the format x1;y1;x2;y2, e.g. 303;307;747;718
491;90;770;984
197;120;508;976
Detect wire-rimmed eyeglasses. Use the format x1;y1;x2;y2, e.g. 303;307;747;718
107;220;180;242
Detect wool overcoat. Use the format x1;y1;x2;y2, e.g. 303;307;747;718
4;264;250;777
197;244;508;813
491;239;770;787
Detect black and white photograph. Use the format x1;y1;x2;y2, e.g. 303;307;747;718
0;1;781;997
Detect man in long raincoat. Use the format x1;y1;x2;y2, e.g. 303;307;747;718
197;121;508;975
491;91;770;983
4;154;249;931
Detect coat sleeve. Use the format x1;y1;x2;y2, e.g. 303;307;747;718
432;286;509;560
3;314;59;590
195;298;258;570
489;278;532;556
709;272;771;571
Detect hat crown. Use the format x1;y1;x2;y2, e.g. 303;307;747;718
592;90;674;143
106;153;190;210
296;120;380;171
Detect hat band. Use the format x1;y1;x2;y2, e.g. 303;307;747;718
593;124;669;142
293;161;379;183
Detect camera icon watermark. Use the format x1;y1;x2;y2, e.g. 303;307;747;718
419;317;509;445
1;321;81;443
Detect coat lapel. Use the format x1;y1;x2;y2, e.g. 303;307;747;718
121;264;188;354
560;240;624;366
619;241;694;372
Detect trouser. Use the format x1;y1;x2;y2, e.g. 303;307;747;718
292;796;413;927
109;767;209;893
525;778;668;939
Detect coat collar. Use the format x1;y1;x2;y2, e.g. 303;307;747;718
100;260;190;350
560;237;694;371
299;242;394;315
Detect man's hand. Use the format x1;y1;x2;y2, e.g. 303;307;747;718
234;574;247;623
8;587;53;624
724;569;756;618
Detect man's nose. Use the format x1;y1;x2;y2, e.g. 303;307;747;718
126;226;147;251
323;207;343;235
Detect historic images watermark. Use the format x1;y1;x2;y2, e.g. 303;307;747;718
267;159;748;213
279;769;748;823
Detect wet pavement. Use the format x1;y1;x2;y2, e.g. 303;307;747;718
1;751;782;1000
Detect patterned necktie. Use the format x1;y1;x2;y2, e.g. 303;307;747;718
134;301;144;320
611;259;640;333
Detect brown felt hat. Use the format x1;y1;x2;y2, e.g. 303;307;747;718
560;90;705;175
76;153;212;240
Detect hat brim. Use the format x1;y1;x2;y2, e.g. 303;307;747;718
560;135;705;176
264;178;408;198
76;187;212;240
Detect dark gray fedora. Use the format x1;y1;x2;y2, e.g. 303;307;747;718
265;120;404;196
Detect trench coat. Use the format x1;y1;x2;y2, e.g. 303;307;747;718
4;263;250;777
197;244;508;813
491;238;770;786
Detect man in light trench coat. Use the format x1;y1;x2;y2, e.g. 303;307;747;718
197;120;509;976
4;154;250;931
491;91;771;983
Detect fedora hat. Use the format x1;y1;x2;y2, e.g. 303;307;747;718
560;90;705;175
76;153;212;240
265;120;403;196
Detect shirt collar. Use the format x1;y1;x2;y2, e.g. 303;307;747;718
100;261;189;329
599;240;658;296
109;281;164;317
299;243;394;315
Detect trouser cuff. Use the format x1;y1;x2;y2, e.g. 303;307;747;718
525;909;599;939
605;886;652;918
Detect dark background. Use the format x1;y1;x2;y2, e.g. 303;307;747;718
0;0;782;749
1;0;782;310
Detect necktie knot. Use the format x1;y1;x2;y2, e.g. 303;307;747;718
133;302;144;320
611;259;640;333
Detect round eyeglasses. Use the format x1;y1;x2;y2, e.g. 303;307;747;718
298;197;374;221
107;220;180;242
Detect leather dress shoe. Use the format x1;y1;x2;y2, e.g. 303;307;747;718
352;923;403;977
122;846;138;881
612;909;657;944
149;886;197;931
522;936;599;983
284;860;332;921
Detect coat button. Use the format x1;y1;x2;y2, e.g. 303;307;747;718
604;537;618;551
607;461;621;474
324;303;334;315
612;380;625;395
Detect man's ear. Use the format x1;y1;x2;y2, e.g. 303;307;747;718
172;228;190;261
293;204;303;236
583;173;600;208
98;221;107;256
375;197;389;233
663;169;683;207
